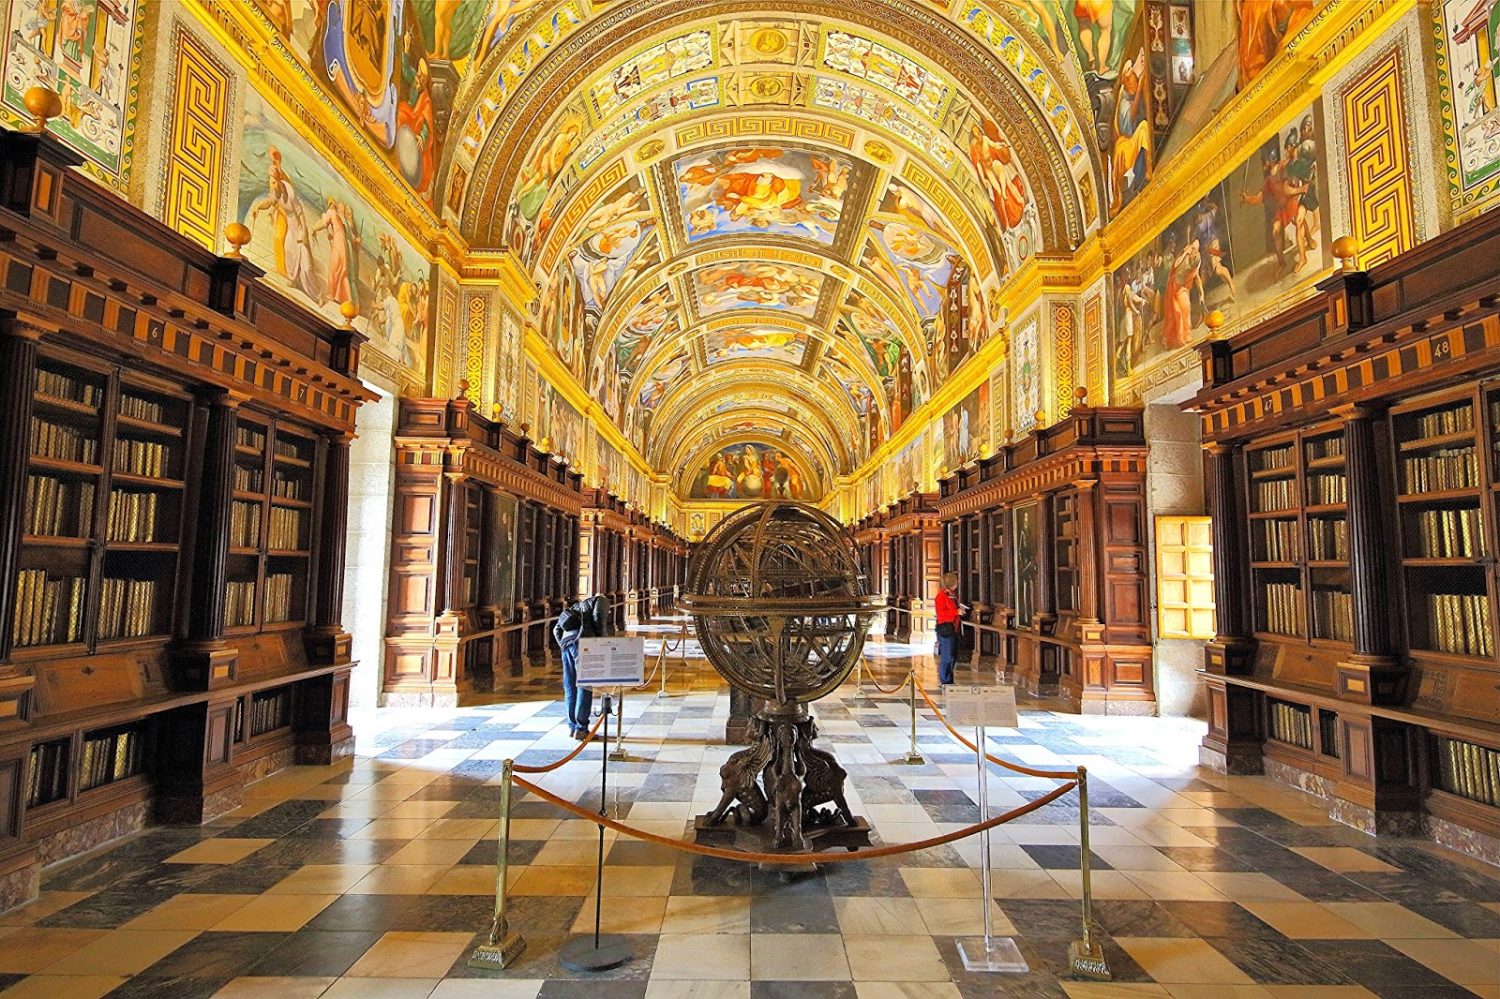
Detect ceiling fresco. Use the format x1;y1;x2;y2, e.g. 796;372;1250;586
247;0;1132;501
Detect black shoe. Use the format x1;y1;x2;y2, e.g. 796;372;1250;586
572;728;587;741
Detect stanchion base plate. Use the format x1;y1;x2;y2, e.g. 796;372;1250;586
957;936;1029;973
558;934;633;972
466;933;526;970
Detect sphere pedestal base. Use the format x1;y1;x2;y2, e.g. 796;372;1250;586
693;813;873;861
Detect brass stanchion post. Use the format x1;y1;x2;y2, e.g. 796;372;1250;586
467;759;525;969
902;671;924;764
609;688;629;762
1066;765;1110;980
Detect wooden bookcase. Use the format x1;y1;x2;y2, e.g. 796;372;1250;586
1192;209;1500;862
0;124;371;911
383;397;598;706
936;406;1153;713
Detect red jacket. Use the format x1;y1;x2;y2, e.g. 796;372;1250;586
935;588;959;625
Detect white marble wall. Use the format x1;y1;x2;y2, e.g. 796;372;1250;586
343;389;397;710
1144;398;1208;720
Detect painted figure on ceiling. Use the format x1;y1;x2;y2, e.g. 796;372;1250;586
248;146;320;301
968;117;1028;232
1235;0;1317;90
1110;47;1151;213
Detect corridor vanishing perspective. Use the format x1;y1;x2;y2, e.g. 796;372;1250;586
0;623;1496;996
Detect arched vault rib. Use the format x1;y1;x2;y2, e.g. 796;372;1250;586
648;380;852;475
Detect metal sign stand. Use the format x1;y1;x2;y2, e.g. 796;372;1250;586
558;693;631;972
954;697;1026;973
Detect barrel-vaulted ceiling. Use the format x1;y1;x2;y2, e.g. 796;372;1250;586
433;0;1106;500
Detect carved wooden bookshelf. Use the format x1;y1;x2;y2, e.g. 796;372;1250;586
1191;209;1500;862
935;407;1154;714
0;125;373;911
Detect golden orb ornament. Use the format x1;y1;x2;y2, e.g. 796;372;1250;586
1331;235;1360;269
223;222;251;259
1034;408;1047;426
339;300;359;327
1204;309;1226;332
22;86;60;131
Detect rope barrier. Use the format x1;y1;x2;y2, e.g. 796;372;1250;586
511;772;1078;864
511;709;608;774
630;652;664;691
862;661;911;696
915;680;1077;781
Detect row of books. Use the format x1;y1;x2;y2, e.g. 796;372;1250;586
1257;519;1300;562
249;688;292;736
111;437;170;478
12;571;84;647
1253;478;1298;512
1422;592;1495;657
78;728;143;791
1306;436;1345;461
1410;404;1474;440
1260;581;1303;636
229;500;262;548
30;416;98;465
1433;736;1500;808
1312;588;1354;643
1252;443;1294;473
1307;473;1348;506
1401;449;1480;493
272;472;308;501
1267;700;1313;749
267;507;304;550
107;490;161;543
26;740;69;807
36;369;101;407
96;577;160;641
274;438;310;462
225;578;258;627
23;474;92;538
119;394;166;424
233;463;264;493
1308;517;1349;561
263;572;297;623
236;425;266;451
1407;507;1485;559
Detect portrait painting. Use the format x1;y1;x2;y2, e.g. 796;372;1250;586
691;261;823;317
238;91;430;382
492;492;517;607
1110;102;1329;382
689;442;814;501
2;0;140;176
700;327;807;366
674;146;852;245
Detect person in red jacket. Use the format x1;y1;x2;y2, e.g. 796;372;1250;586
935;571;961;685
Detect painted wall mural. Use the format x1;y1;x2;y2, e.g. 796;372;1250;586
1235;0;1319;90
823;346;880;458
257;0;495;203
1434;0;1500;216
237;90;430;383
942;382;989;471
688;442;814;500
1111;101;1330;383
1013;314;1041;434
2;0;141;179
839;288;923;435
673;146;851;245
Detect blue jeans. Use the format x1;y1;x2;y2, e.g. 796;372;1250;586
937;633;956;685
561;643;593;732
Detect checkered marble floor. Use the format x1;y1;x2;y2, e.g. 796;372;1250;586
1;616;1497;998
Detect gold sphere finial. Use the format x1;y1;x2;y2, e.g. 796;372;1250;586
457;378;470;399
1331;235;1360;268
1033;408;1047;426
339;300;358;327
23;87;60;132
1204;309;1226;332
223;222;251;259
491;402;502;420
1074;386;1088;403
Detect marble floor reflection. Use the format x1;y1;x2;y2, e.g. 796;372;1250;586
1;616;1496;998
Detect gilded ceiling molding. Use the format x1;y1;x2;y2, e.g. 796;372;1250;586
646;371;861;467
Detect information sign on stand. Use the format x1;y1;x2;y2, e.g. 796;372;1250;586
576;637;646;687
944;684;1019;729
